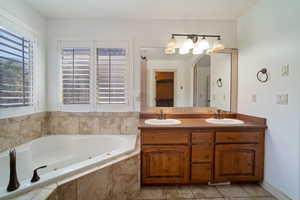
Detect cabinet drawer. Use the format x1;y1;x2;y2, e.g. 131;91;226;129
216;131;260;144
191;163;211;183
192;132;213;144
192;145;212;163
142;129;189;145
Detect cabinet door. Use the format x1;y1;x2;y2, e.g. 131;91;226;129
191;163;211;183
214;144;263;182
142;145;189;184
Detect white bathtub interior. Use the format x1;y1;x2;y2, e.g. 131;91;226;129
0;134;137;199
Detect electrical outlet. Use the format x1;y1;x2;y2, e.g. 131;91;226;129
281;94;288;104
281;64;289;76
251;94;257;103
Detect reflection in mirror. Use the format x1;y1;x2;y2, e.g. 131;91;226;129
140;48;233;112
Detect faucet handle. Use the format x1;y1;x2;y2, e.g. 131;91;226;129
31;165;47;183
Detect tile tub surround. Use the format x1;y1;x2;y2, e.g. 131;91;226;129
47;112;140;135
0;112;48;152
46;153;140;200
0;112;139;152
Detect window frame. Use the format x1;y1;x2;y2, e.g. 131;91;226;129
0;24;38;119
58;40;94;112
95;41;131;111
58;40;132;112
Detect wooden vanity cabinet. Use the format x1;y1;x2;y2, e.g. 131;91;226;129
142;145;189;184
214;131;264;182
191;132;214;183
141;129;265;185
141;129;190;184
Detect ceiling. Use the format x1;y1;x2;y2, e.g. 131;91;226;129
25;0;258;20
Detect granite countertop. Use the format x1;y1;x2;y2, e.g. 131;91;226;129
138;118;267;130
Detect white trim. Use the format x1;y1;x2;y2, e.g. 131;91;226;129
0;8;37;39
0;13;39;119
95;40;132;111
57;40;95;112
261;182;293;200
55;40;133;112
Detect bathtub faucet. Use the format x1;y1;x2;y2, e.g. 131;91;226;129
31;165;47;183
7;148;20;192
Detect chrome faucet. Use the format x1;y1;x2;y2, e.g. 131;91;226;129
215;109;224;119
7;148;20;192
158;109;166;120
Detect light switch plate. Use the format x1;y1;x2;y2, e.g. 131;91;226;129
281;94;288;104
251;94;257;103
281;64;289;76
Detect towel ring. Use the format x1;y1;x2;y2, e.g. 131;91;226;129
257;68;269;83
216;78;222;87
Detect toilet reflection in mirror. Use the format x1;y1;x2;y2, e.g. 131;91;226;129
140;48;237;112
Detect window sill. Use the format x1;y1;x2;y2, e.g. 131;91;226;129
0;105;36;119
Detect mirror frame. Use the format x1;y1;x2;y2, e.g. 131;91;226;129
213;48;238;112
140;46;238;113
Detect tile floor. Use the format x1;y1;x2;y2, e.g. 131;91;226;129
133;184;277;200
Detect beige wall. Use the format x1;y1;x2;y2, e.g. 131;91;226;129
0;112;139;152
0;112;48;152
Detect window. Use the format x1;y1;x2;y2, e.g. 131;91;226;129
96;48;127;104
61;48;90;104
0;28;33;108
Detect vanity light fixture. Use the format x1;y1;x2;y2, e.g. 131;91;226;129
198;37;210;50
213;36;225;51
166;36;177;49
165;34;224;55
192;42;204;55
165;47;175;54
182;36;195;50
179;47;189;55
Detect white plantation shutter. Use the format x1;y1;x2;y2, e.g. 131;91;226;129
0;28;33;108
61;47;90;104
96;48;127;104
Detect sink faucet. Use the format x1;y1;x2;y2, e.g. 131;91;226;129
7;148;20;192
158;109;166;120
215;109;224;119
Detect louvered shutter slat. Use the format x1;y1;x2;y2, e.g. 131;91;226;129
61;47;90;104
0;28;33;108
96;48;127;104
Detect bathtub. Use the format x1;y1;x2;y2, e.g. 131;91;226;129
0;134;137;199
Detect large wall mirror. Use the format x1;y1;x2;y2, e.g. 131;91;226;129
140;48;238;112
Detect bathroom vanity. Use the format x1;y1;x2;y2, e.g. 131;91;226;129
139;111;267;185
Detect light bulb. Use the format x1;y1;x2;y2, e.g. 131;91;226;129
192;48;203;55
198;37;210;50
165;47;175;54
179;47;189;55
167;37;177;49
206;48;214;54
193;42;204;55
213;38;225;51
183;38;194;49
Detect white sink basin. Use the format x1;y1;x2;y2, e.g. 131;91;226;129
206;118;244;125
145;119;182;125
